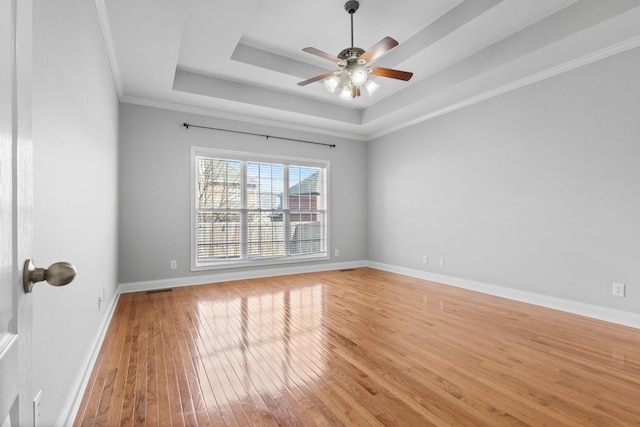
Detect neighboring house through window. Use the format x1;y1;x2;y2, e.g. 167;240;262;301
192;147;329;270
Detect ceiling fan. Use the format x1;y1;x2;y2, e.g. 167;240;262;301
298;0;413;100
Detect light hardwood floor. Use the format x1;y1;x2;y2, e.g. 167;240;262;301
74;268;640;426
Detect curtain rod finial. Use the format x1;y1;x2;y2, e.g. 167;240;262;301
183;122;189;129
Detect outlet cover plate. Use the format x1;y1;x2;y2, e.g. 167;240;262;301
612;282;625;297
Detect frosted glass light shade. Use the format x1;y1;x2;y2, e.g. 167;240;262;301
339;84;352;100
324;76;340;93
365;79;380;95
350;66;368;86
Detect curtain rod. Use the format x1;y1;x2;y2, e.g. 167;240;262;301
182;123;336;148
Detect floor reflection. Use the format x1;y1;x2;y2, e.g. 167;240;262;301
195;283;326;403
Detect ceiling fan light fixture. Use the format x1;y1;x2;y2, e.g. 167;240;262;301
339;84;353;100
365;79;380;95
350;65;368;87
298;0;412;101
324;75;340;93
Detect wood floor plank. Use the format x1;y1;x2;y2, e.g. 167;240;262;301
98;295;135;427
74;295;131;427
75;268;640;426
145;306;159;426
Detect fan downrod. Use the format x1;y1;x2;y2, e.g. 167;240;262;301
344;1;359;14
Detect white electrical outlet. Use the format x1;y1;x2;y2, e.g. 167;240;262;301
170;260;177;269
439;257;445;267
33;390;42;427
422;255;428;264
612;282;625;297
334;249;340;257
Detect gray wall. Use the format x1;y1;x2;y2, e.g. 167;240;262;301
368;46;640;313
33;0;119;425
118;104;368;284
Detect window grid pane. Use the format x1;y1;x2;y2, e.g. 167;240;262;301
289;213;326;255
287;166;324;255
245;162;286;258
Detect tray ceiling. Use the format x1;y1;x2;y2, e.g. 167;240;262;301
97;0;640;140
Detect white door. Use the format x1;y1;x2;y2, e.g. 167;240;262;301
1;0;33;425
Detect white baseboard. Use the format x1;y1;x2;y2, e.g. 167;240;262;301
56;292;121;427
118;260;368;294
120;260;640;328
367;261;640;330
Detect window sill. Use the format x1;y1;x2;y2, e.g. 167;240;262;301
192;252;329;271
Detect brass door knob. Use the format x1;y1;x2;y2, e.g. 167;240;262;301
23;259;77;293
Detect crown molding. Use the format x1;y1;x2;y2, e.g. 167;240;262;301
121;96;368;142
94;0;123;100
369;35;640;140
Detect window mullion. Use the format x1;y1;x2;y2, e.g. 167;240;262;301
240;160;248;260
283;165;290;256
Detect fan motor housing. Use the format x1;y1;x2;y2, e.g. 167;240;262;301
338;47;364;61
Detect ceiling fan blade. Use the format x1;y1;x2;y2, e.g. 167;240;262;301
370;67;413;81
297;71;337;86
302;47;341;63
358;36;398;64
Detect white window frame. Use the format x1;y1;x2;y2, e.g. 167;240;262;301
191;147;330;271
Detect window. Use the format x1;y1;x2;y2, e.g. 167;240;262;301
192;148;329;269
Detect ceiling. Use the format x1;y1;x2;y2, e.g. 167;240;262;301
96;0;640;140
